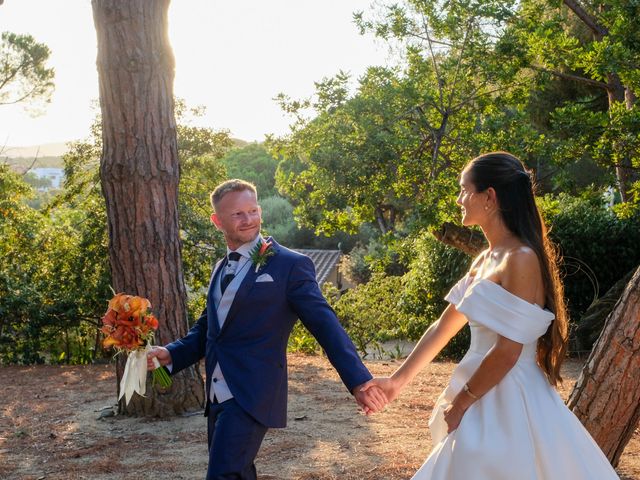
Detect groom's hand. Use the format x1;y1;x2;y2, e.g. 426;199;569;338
353;380;388;415
146;346;172;371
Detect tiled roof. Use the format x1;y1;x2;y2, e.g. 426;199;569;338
293;249;342;285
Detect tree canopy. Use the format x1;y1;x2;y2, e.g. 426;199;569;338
0;31;55;109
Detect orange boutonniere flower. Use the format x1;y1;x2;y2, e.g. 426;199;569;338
250;239;275;272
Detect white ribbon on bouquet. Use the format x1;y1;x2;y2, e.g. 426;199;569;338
119;344;156;404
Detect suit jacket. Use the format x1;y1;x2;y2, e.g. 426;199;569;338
166;238;372;428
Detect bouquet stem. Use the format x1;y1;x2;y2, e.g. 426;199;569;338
151;356;172;388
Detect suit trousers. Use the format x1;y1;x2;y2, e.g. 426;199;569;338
206;398;268;480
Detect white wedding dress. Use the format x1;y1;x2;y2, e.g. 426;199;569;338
412;275;619;480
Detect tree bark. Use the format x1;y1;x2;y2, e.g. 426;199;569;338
567;265;640;467
92;0;204;416
431;222;485;257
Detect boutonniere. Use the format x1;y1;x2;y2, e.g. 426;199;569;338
250;239;275;272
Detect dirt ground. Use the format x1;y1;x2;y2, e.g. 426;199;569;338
1;355;638;480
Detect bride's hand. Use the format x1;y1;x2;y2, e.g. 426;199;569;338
443;403;466;433
365;377;402;405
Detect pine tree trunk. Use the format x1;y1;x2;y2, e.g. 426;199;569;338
92;0;204;416
567;265;640;467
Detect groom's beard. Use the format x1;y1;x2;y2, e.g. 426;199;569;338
225;224;261;248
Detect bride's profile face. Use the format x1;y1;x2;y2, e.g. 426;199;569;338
456;169;488;226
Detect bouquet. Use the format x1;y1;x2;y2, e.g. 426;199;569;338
100;293;172;404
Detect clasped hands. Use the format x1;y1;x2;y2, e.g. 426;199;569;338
356;377;469;433
353;377;401;415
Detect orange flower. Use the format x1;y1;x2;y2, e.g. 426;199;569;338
101;309;118;327
100;293;159;353
108;293;129;313
250;238;275;272
146;315;159;330
127;296;151;318
259;240;272;255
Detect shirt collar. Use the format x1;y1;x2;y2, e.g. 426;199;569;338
227;234;263;259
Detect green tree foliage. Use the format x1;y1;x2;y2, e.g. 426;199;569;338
0;103;232;364
505;0;640;203
222;143;279;198
260;195;297;242
269;0;571;238
0;163;110;364
270;69;422;236
0;31;55;108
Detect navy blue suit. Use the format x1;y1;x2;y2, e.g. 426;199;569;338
166;239;371;478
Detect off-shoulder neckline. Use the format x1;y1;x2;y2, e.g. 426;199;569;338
467;276;548;313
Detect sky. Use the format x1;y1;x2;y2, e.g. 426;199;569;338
1;0;392;150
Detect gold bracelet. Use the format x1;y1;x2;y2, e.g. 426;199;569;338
463;383;479;400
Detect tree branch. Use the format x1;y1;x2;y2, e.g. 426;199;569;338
562;0;607;39
431;222;485;256
530;65;609;90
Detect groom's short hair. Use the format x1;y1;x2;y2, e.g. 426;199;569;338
210;179;257;210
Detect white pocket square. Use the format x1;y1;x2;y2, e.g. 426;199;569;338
256;273;274;283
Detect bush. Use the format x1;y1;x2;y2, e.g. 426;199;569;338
398;234;472;359
539;193;640;321
341;235;408;285
330;274;409;356
287;320;321;354
319;233;472;361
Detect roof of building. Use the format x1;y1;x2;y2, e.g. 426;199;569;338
293;249;342;285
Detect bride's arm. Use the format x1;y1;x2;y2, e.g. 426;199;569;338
369;305;469;403
379;251;490;400
444;249;541;431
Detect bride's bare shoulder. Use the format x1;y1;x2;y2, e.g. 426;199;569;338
500;247;542;302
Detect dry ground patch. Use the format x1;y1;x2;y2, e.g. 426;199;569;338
0;355;638;479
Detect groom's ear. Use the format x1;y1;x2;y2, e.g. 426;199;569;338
211;213;221;229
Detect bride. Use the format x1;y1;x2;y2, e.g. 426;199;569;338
367;152;619;479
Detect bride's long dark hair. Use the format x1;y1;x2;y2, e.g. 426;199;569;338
466;151;568;386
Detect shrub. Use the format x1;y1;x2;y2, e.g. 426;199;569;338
398;234;472;359
321;233;472;361
330;274;409;356
539;193;640;321
341;235;407;285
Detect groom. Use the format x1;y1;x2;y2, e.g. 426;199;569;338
147;179;386;480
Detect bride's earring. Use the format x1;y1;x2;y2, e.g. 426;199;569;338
484;205;489;211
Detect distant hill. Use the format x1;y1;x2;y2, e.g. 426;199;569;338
232;138;250;148
1;137;253;172
1;142;71;158
3;156;64;171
